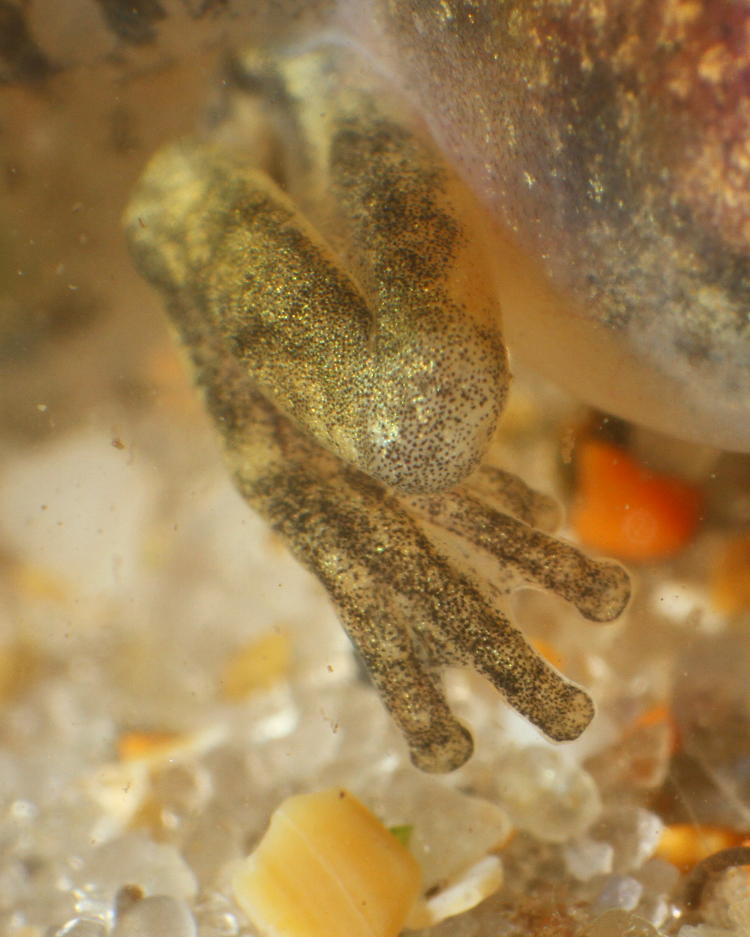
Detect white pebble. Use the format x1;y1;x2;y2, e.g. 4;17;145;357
563;836;614;881
594;875;643;913
594;806;664;874
407;855;503;929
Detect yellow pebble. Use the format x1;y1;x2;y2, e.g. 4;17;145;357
0;642;38;701
11;563;69;603
233;788;421;937
116;724;224;767
220;631;291;700
117;730;184;761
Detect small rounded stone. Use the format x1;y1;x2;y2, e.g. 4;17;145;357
54;919;108;937
112;895;197;937
495;746;601;843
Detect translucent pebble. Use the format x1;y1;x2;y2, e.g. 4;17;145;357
85;762;150;840
494;746;601;843
636;858;680;895
594;875;644;913
673;633;750;827
76;834;197;905
0;858;28;908
358;767;512;888
55;919;108;937
584;908;661;937
193;892;241;937
593;807;664;874
636;895;670;931
678;927;738;937
111;896;197;937
563;836;614;881
407;855;503;929
0;431;154;612
634;859;680;929
729;895;750;932
0;751;21;807
150;762;213;817
181;813;244;888
419;913;481;937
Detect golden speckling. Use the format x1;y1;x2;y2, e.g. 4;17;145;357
123;44;630;772
697;43;736;85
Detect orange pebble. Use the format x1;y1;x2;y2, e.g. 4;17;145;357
627;702;681;756
529;638;565;673
656;823;745;870
117;730;183;761
571;440;703;561
711;532;750;615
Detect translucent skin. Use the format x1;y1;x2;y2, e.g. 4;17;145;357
336;0;750;452
124;48;630;772
7;2;750;446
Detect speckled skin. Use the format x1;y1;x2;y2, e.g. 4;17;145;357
124;47;630;772
340;0;750;452
127;51;506;493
